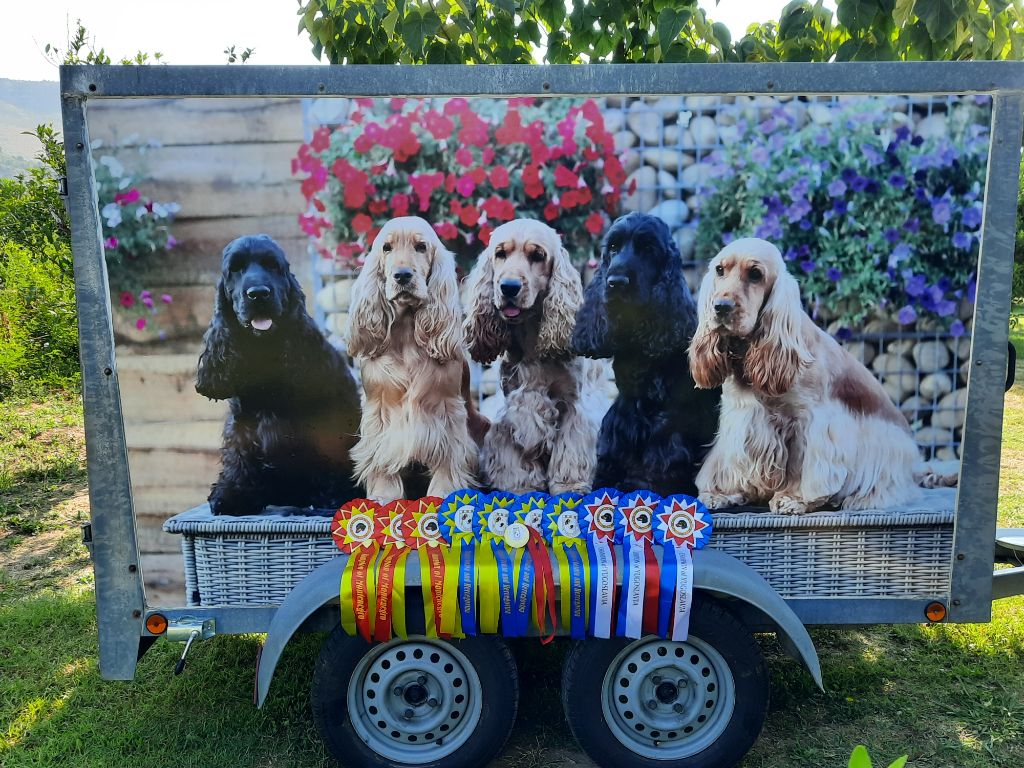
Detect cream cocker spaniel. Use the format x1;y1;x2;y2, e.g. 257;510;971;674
689;237;926;514
464;218;599;494
347;216;483;502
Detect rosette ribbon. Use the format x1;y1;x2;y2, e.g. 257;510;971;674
616;490;662;639
545;493;589;639
332;499;382;643
513;492;557;641
655;495;713;641
402;496;452;638
477;492;519;635
581;488;621;638
372;500;411;641
441;490;482;637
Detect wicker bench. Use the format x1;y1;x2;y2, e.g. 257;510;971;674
163;488;957;608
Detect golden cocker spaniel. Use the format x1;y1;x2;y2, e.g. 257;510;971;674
347;216;484;502
464;218;599;494
689;237;928;514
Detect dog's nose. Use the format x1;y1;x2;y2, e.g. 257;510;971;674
394;268;413;285
246;285;271;301
500;280;521;299
713;298;735;317
606;274;630;290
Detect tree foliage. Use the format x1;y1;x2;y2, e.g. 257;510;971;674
296;0;1024;65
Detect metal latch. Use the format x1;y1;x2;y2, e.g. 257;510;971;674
166;617;216;675
81;522;93;556
58;176;68;197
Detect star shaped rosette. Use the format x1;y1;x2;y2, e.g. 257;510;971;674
514;492;550;535
402;496;447;548
376;499;410;547
331;499;382;553
478;491;518;541
546;493;584;544
618;490;662;544
581;488;622;544
655;495;713;550
440;490;481;542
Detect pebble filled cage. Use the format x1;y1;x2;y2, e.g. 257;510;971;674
299;94;983;461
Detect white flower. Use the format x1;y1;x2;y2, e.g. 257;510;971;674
99;155;125;177
118;176;132;190
101;203;122;227
135;206;147;220
90;138;103;149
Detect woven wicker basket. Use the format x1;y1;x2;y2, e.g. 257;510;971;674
163;489;956;607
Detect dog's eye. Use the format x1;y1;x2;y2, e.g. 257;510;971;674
414;242;427;253
748;266;763;283
529;249;546;264
494;248;506;260
382;242;392;253
714;264;724;277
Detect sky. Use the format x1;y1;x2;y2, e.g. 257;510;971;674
0;1;800;82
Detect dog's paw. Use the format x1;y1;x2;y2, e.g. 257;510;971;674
698;492;746;510
768;494;809;515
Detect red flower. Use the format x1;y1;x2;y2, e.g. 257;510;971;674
522;164;545;199
423;111;454;140
543;203;559;221
410;172;445;212
482;147;495;165
368;199;388;215
312;198;326;212
310;126;331;153
482;196;515;222
115;188;141;205
355;98;374;108
561;191;579;210
299;214;330;238
443;98;470;116
434;221;459;240
455;174;477;197
119;291;135;309
478;224;493;245
336;242;363;260
390;98;406;111
456;148;473;166
135;317;147;331
300;164;327;200
554;165;579;189
585;212;604;236
496;109;527;145
354;134;374;153
390;193;410;217
489;166;510;189
459;204;481;228
458;111;490;147
604;156;626;187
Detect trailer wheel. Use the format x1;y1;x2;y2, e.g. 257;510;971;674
561;598;769;768
311;627;518;768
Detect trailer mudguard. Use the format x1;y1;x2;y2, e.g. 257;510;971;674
255;549;821;707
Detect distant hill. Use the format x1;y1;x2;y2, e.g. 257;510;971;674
0;78;60;177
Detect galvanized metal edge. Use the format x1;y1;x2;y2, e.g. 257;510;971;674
61;95;146;679
948;90;1024;623
60;62;1024;99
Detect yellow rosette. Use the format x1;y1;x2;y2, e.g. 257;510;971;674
331;499;381;642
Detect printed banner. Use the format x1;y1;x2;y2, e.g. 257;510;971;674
582;488;621;638
372;499;410;641
402;496;451;637
655;494;713;641
477;491;518;635
332;499;382;642
616;490;662;639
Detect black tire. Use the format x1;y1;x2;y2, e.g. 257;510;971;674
311;626;519;768
561;596;769;768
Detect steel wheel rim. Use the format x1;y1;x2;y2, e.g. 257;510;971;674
600;635;736;760
346;637;482;764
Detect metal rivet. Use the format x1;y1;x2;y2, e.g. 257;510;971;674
403;708;414;719
673;703;684;713
103;367;112;376
647;699;658;710
952;599;961;606
318;83;326;92
132;609;142;618
393;685;404;696
427;697;439;708
128;564;137;573
542;81;551;91
957;553;965;561
652;675;662;684
88;84;97;92
416;675;427;685
76;142;84;150
766;81;775;89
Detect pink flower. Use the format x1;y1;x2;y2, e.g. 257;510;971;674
554;165;579;189
409;172;445;211
119;291;134;309
351;213;373;234
390;193;410;217
456;148;473;166
135;317;147;331
166;235;177;249
141;290;154;309
161;294;173;304
489;167;510;189
104;236;118;249
115;188;141;205
433;221;459;240
585;212;604;236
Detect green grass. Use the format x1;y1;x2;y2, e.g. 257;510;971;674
1;385;1022;768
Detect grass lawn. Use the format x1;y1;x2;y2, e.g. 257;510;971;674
1;367;1023;768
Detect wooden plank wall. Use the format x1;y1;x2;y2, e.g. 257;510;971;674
86;98;309;598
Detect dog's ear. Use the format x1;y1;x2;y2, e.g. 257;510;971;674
285;269;308;318
688;262;731;390
346;239;392;359
571;258;611;358
642;233;695;354
743;266;810;397
415;240;464;362
463;245;510;365
536;245;583;358
196;277;238;399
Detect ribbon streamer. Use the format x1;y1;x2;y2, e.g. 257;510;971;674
616;491;662;639
513;492;557;641
582;488;621;638
402;496;450;638
477;492;518;634
546;493;589;639
655;495;713;641
332;499;381;643
441;490;481;637
372;499;410;641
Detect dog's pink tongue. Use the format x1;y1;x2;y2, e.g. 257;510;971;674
502;306;521;318
251;318;273;331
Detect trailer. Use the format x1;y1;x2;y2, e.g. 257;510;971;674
62;62;1024;768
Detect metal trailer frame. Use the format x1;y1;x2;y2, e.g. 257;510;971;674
60;62;1024;684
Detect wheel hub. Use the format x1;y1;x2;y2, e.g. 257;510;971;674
601;636;736;760
347;638;483;763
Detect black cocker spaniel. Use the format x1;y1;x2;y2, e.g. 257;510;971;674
196;234;362;516
571;213;721;497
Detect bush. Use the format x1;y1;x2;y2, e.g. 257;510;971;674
0;242;80;394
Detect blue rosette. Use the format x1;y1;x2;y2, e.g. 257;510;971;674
654;494;713;641
440;490;482;636
616;490;662;639
476;491;519;635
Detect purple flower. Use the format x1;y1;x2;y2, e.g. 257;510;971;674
864;179;880;195
914;186;928;202
897;305;918;325
904;217;920;233
827;179;847;197
850;176;868;192
786;197;812;223
895;125;911;142
887;173;907;189
166;235;178;249
840;168;858;183
861;144;883;166
834;327;852;341
968;277;977;303
950;319;966;337
911;135;924;147
764;195;785;216
952;231;972;250
913;169;928;184
722;231;735;245
814;130;830;147
962;204;982;229
932;199;952;226
784;246;797;261
832;199;849;214
751;146;770;165
799;218;813;231
827;267;842;282
161;294;173;304
904;273;927;298
800;259;817;274
759;117;778;134
936;300;957;317
103;236;118;249
888;243;912;269
884;228;901;244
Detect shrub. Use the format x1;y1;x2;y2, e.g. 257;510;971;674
694;96;990;332
293;97;626;272
0;242;80;394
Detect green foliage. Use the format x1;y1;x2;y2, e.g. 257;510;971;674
296;0;1023;65
849;744;909;768
224;45;254;64
44;20;163;67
